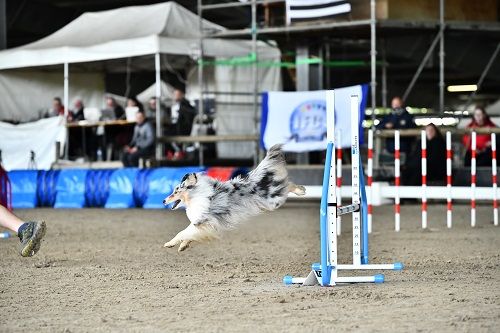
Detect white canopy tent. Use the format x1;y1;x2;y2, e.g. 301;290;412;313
0;1;282;159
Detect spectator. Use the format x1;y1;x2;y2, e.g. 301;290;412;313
463;106;497;166
122;111;155;167
103;96;125;120
172;88;195;136
146;96;168;122
52;97;66;117
402;124;446;185
377;96;416;155
72;98;85;121
126;96;144;112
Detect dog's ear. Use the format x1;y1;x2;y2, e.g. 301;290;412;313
181;173;198;187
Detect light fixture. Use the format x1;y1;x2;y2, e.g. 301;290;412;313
447;84;477;92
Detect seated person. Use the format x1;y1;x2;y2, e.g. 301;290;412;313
72;98;85;121
376;96;416;156
402;124;446;185
125;96;144;121
102;96;125;120
52;97;66;117
463;106;497;166
122;111;155;167
126;96;144;112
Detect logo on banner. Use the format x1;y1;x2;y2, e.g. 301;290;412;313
289;100;327;142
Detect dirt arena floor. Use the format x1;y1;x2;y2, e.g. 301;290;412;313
1;203;499;332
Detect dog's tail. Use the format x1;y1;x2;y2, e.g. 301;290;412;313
265;144;285;162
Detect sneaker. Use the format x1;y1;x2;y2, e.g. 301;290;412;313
18;221;46;257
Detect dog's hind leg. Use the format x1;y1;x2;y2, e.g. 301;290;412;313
288;183;306;196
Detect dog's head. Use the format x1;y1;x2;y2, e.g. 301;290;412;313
163;173;198;210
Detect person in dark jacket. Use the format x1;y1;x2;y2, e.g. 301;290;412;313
172;88;195;136
122;111;155;167
71;98;85;121
402;124;446;185
377;96;416;155
103;96;125;120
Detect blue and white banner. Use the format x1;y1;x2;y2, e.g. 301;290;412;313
260;84;368;152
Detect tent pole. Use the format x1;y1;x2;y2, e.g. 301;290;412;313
439;0;445;114
198;0;204;167
370;0;376;128
155;53;162;160
251;0;259;165
64;62;69;160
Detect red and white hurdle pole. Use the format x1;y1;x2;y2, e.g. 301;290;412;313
446;131;453;228
336;130;342;235
367;129;374;234
471;131;477;227
394;130;401;232
492;133;498;226
421;130;427;229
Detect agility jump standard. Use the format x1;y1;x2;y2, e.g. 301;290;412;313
284;91;403;287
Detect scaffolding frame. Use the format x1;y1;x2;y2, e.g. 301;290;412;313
196;0;500;165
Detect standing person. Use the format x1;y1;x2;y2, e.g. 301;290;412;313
72;98;85;121
377;96;416;156
402;124;446;185
463;106;497;166
172;88;195;136
0;205;46;257
165;88;196;160
122;111;155;167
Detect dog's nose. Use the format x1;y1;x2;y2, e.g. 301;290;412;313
162;199;167;205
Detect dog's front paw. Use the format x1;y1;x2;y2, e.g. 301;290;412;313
178;240;191;252
163;240;178;248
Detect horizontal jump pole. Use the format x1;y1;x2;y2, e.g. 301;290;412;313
158;134;258;143
376;127;500;138
295;184;500;203
283;274;384;285
311;262;403;271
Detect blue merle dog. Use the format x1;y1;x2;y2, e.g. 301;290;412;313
163;144;306;252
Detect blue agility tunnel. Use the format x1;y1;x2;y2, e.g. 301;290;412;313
105;168;139;209
37;170;60;207
142;167;204;209
9;170;38;208
85;169;114;207
54;169;88;208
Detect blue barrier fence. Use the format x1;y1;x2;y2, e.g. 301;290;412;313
6;167;246;209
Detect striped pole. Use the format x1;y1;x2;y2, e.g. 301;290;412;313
471;132;477;227
394;130;401;232
421;130;427;229
446;131;453;228
336;130;342;235
492;133;498;226
367;129;374;234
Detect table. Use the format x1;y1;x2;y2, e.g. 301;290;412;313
66;120;136;161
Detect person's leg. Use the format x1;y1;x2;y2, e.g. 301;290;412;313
0;205;46;257
121;152;131;167
128;151;141;167
0;204;23;232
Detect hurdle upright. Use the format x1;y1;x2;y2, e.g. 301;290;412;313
283;91;403;287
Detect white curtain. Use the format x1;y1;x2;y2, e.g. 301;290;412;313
0;117;66;170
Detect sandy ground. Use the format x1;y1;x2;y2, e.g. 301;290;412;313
0;203;499;332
